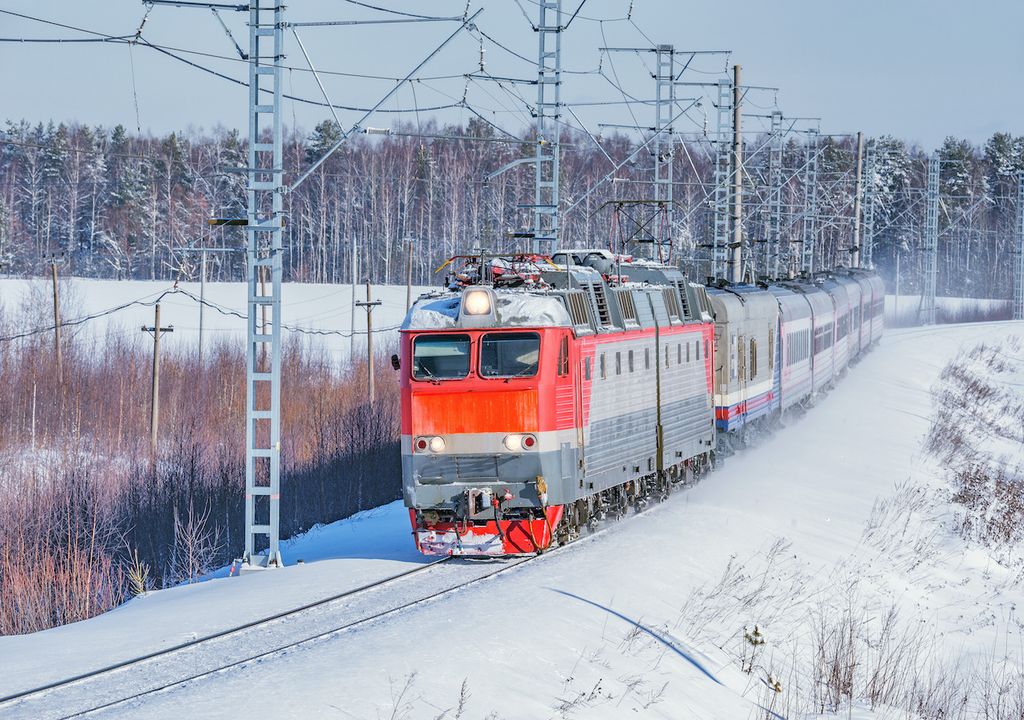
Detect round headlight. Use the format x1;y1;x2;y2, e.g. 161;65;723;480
463;289;492;316
428;436;446;453
503;434;523;452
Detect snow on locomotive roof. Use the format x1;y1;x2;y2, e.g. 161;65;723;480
402;289;572;330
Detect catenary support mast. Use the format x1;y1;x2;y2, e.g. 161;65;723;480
652;44;675;261
533;0;562;255
922;153;940;326
1014;172;1024;320
244;0;285;568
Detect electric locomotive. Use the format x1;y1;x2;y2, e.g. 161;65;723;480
398;251;716;556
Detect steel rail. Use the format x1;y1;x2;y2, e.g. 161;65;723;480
0;557;453;708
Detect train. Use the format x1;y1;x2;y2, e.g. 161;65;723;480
396;250;884;556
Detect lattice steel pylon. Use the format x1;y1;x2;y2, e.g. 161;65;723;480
921;153;940;326
533;0;562;255
861;140;876;269
767;110;783;279
711;77;733;280
800;129;819;275
652;44;675;261
1013;172;1024;320
244;0;284;568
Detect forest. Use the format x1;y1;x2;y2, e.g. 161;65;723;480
2;118;1023;299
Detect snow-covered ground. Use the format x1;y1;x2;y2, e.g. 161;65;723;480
0;278;435;362
1;290;1022;717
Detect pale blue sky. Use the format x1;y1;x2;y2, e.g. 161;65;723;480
1;0;1021;149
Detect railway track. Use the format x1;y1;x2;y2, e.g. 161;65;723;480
0;555;537;720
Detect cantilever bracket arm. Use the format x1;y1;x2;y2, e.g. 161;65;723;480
288;8;484;194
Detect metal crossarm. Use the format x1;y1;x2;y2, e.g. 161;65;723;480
244;0;284;568
921;153;939;326
800;129;819;276
533;0;562;255
711;77;732;279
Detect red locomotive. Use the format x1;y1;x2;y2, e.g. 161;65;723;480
398;250;717;555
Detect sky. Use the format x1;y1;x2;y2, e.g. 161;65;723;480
1;0;1022;150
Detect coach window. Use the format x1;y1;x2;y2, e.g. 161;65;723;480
413;334;471;380
479;332;540;378
768;329;775;370
750;339;758;380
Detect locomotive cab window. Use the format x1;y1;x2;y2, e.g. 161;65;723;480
479;332;540;378
413;334;471;380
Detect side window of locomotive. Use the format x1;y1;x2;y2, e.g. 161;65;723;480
628;350;634;373
557;336;569;376
645;348;650;370
686;342;690;363
584;356;592;380
677;343;682;365
665;345;670;368
413;334;471;380
600;353;606;380
615;352;622;376
479;332;540;378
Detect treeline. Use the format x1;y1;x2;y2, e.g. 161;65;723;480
1;118;1023;296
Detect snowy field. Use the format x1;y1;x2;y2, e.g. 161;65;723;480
1;319;1022;718
0;278;435;362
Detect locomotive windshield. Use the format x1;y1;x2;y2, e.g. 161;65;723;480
413;334;471;380
480;332;540;378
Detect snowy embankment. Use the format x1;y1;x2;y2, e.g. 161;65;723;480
0;278;434;362
1;316;1022;717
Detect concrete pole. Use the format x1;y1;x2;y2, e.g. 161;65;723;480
350;238;357;363
851;132;865;268
149;304;162;465
405;237;414;313
198;248;207;365
728;64;744;283
51;261;62;384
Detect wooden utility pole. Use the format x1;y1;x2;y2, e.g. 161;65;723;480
50;259;63;383
142;304;174;467
356;280;382;404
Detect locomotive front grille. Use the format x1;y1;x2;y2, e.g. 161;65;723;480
417;455;502;484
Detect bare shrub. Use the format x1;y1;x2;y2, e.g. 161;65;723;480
0;300;403;634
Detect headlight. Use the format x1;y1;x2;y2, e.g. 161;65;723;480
463;289;492;315
503;434;537;452
414;436;446;453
